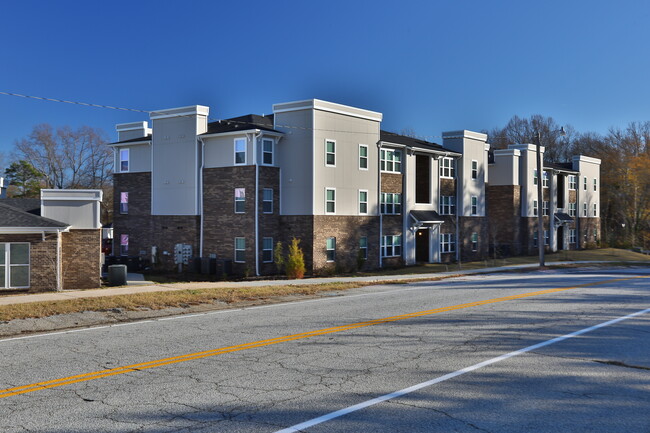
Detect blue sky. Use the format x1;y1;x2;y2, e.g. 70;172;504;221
1;0;649;167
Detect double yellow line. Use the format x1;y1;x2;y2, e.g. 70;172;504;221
0;275;645;399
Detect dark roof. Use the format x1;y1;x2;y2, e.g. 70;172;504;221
545;162;577;173
380;131;453;153
110;135;152;145
410;210;445;223
554;212;574;224
0;202;68;229
0;198;41;214
202;114;280;135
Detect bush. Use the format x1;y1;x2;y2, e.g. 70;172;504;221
285;237;306;279
274;241;285;274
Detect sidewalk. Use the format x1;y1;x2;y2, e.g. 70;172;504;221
1;261;647;307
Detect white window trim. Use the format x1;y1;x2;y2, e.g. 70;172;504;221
569;229;577;244
359;189;369;215
381;148;402;173
440;233;455;253
542;171;549;188
583;176;587;191
234;188;245;214
262;237;273;263
569;175;577;190
359;144;369;171
325;188;336;215
325;139;336;167
533;200;538;217
120;191;129;215
1;243;30;289
263;188;273;214
326;237;336;262
471;233;478;252
234;138;247;166
261;138;274;166
593;178;597;191
234;237;246;263
381;235;402;258
359;236;368;260
593;203;597;217
471;196;478;216
471;160;478;180
119;148;129;173
583;203;587;217
439;195;456;215
440;157;455;179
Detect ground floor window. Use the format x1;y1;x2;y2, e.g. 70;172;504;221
326;237;336;262
0;243;30;289
471;232;478;251
569;229;576;244
262;237;273;263
544;230;550;246
440;233;455;253
382;235;402;257
235;237;246;263
359;236;368;260
120;234;129;256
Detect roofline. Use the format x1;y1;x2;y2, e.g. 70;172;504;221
0;227;70;233
150;105;210;120
200;129;284;139
108;139;151;147
379;140;461;157
273;99;383;122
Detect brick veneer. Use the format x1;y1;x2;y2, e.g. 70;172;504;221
381;173;403;193
486;185;522;256
62;229;102;290
312;215;379;273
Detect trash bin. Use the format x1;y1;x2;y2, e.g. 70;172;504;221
108;264;128;286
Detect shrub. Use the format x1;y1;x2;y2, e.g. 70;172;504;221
274;241;285;274
285;237;306;279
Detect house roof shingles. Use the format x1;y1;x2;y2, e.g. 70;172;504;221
380;131;459;154
203;114;280;135
0;202;68;229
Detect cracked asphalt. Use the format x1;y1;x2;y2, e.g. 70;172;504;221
1;266;649;432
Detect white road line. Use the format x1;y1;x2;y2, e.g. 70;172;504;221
274;307;650;433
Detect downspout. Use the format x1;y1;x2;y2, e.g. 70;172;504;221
198;138;205;257
377;141;383;268
453;154;461;264
56;230;62;291
253;130;262;276
576;173;581;250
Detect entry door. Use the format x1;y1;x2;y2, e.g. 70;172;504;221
557;226;564;250
415;229;430;262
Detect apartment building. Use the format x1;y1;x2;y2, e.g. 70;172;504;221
110;99;600;275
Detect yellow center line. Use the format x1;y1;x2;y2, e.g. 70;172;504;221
0;275;647;399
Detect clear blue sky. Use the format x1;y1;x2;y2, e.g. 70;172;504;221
1;0;649;168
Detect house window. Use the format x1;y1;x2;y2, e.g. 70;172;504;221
263;188;273;214
533;170;538;185
569;229;576;244
235;188;245;213
543;201;549;216
439;157;455;178
569;175;577;190
583;203;587;217
471;232;478;251
382;235;402;257
593;203;597;217
471;196;478;215
262;139;273;165
533;231;538;247
235;238;246;262
359;190;368;215
262;237;273;263
542;171;549;188
325;188;336;214
120;234;129;256
0;243;30;289
533;200;538;217
439;196;456;215
234;138;247;165
440;233;455;253
544;230;550;246
359;236;368;260
380;149;402;173
471;160;478;180
325;140;336;166
583;176;587;191
593;178;597;191
120;192;129;214
359;145;368;170
381;193;401;215
326;237;336;262
120;149;129;172
568;202;576;217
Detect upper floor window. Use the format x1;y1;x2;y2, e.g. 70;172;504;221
381;193;401;215
440;196;456;215
542;171;549;188
120;192;129;214
325;140;336;166
359;190;368;215
262;139;273;165
325;188;336;214
533;200;538;216
543;200;549;216
593;203;597;217
471;196;478;215
263;188;273;214
568;202;576;217
381;149;402;173
359;145;368;170
583;176;587;191
593;178;597;191
235;188;245;213
583;203;587;217
471;160;478;180
234;138;247;165
120;149;129;172
533;169;538;185
568;175;577;190
440;157;455;178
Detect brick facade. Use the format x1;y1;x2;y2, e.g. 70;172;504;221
62;229;102;290
486;185;522;256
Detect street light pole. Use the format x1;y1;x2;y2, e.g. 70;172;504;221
536;131;545;267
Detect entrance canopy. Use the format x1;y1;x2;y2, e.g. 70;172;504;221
410;211;445;230
554;212;573;225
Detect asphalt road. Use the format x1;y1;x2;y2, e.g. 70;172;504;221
1;266;649;432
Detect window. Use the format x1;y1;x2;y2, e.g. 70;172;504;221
235;188;246;213
120;192;129;214
382;235;402;257
120;234;129;256
439;196;456;215
583;203;587;217
533;200;538;217
262;237;273;263
593;229;598;242
542;171;549;188
325;188;336;214
263;189;273;214
440;157;455;178
533;231;538;247
120;149;129;172
593;203;597;217
583;176;587;191
533;169;538;186
359;237;368;260
325;140;336;166
569;229;576;244
359;190;368;215
569;175;577;190
0;243;30;289
471;196;478;215
544;230;550;246
440;233;455;253
380;149;402;173
326;237;336;261
568;202;576;217
471;160;478;180
262;139;273;165
543;201;549;216
234;138;246;165
359;145;368;170
234;238;246;263
381;193;401;215
593;178;597;191
471;233;478;251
